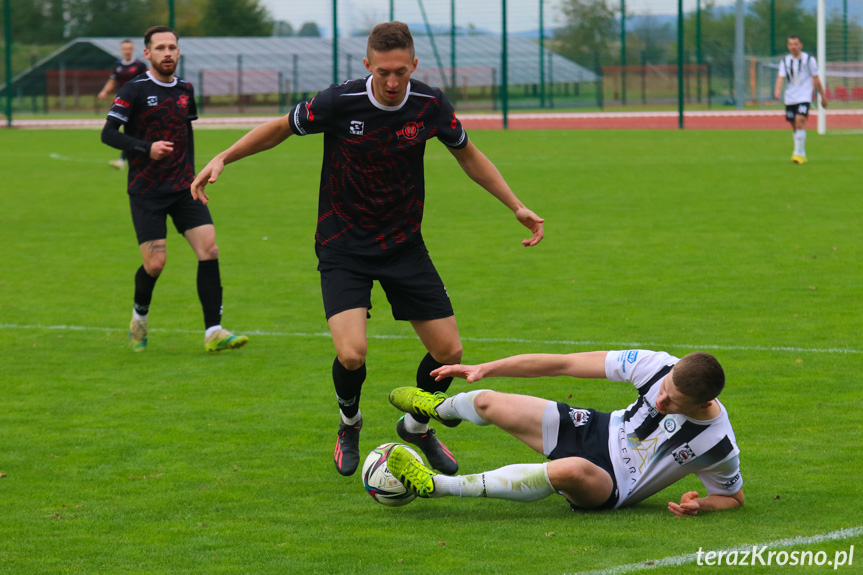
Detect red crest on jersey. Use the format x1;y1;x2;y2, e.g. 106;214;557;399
177;94;189;108
451;112;458;130
305;98;315;122
113;96;130;108
396;121;424;140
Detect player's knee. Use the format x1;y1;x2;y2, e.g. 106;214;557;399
202;243;219;260
547;460;597;500
145;256;166;276
435;342;463;365
472;390;497;417
337;349;367;371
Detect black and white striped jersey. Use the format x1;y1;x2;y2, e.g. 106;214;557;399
605;350;743;509
778;52;820;105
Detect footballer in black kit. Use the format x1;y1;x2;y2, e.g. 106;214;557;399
290;76;468;321
105;72;198;196
291;75;467;255
111;58;148;89
98;39;149;169
191;21;543;477
101;25;248;354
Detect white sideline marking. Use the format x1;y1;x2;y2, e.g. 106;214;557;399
566;526;863;575
48;152;112;163
1;323;860;355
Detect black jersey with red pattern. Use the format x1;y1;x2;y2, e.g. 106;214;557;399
109;59;148;88
289;76;469;255
108;72;198;195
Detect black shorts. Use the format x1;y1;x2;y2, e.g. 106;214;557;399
316;241;454;321
785;102;811;122
547;402;619;510
129;189;213;245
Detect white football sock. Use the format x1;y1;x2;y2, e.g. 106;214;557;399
340;409;362;425
432;463;555;502
402;413;428;434
132;310;148;322
437;390;492;426
205;324;222;339
797;129;807;156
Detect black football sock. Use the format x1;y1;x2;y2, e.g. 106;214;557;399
333;356;366;420
197;259;223;329
411;352;453;424
133;265;158;316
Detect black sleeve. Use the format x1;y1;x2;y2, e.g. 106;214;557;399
187;121;195;168
101;118;152;156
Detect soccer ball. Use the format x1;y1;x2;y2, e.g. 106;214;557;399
362;442;423;507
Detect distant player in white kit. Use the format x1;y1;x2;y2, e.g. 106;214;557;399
774;35;828;164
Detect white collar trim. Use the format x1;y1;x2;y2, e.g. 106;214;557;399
366;76;410;111
147;70;177;87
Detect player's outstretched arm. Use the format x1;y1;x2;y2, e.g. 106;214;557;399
191;115;294;204
667;489;744;517
432;351;608;383
448;141;544;247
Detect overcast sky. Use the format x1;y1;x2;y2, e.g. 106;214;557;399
264;0;747;37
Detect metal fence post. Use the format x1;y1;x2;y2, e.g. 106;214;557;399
332;0;338;85
279;71;285;114
539;0;545;108
697;0;702;103
677;0;684;129
594;51;603;109
735;0;745;110
237;54;243;114
770;0;776;57
198;69;204;114
293;54;299;106
641;50;647;105
620;0;626;105
451;0;456;92
3;0;12;126
501;0;508;129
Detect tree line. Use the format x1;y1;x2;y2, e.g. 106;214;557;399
1;0;317;44
555;0;858;72
4;0;859;64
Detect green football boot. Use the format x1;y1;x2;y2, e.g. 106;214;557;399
388;444;436;498
388;387;460;428
204;328;249;353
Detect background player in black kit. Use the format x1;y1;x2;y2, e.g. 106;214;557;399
101;26;248;354
98;39;148;170
191;22;544;476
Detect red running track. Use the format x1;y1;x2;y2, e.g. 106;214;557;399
5;109;862;131
458;109;863;131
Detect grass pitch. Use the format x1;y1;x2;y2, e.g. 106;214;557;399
1;128;861;574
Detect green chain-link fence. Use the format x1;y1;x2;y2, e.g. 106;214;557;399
2;0;861;125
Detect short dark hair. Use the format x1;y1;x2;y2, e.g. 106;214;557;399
671;352;725;404
788;34;801;42
367;21;414;60
120;39;134;46
145;26;178;48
